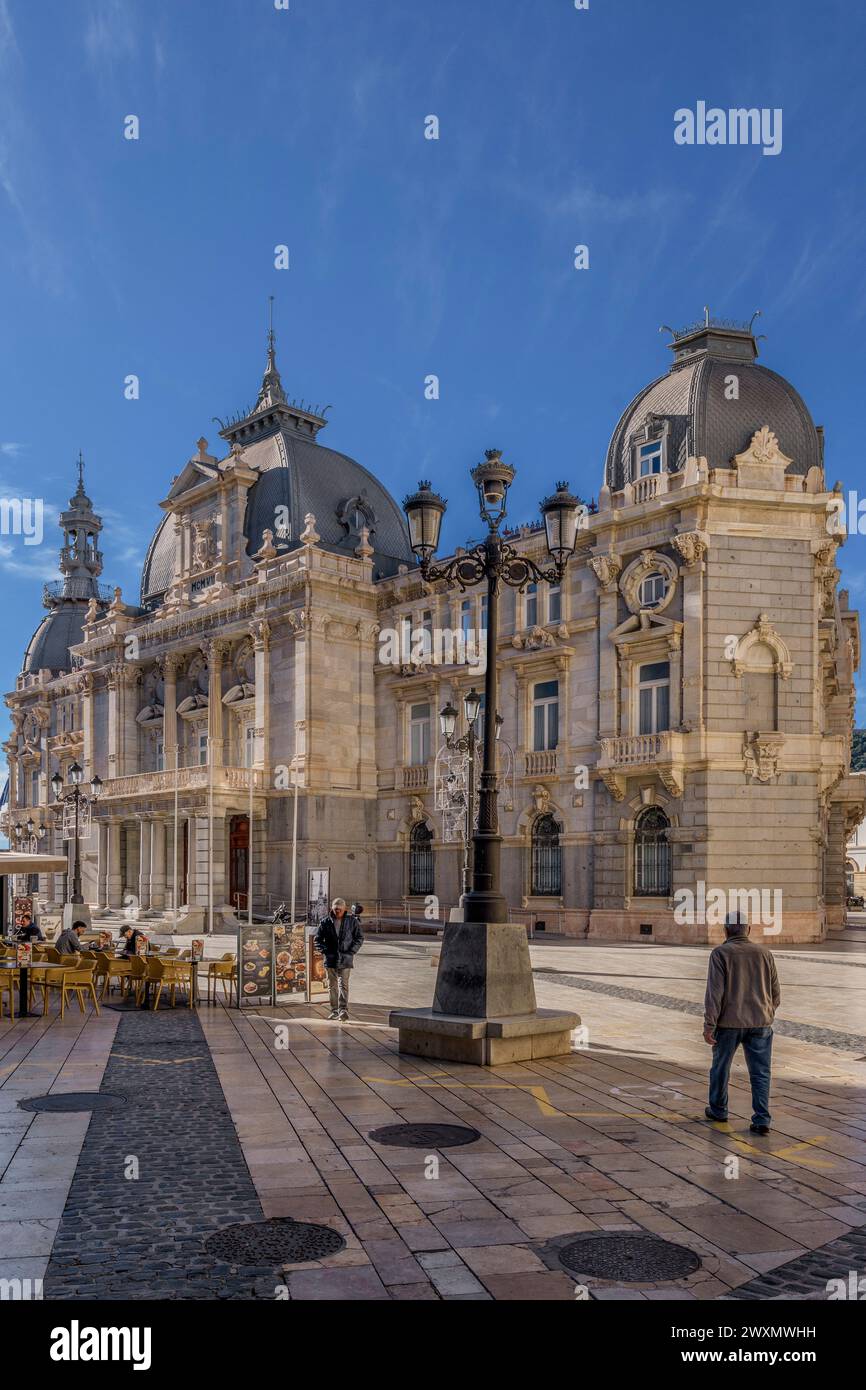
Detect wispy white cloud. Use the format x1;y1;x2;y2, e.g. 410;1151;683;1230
84;0;138;70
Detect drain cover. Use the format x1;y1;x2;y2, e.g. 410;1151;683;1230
369;1123;481;1149
18;1092;127;1113
204;1219;345;1266
558;1234;701;1283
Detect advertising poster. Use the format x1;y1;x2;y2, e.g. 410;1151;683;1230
13;895;33;933
306;868;330;929
273;922;306;1002
98;931;114;951
190;938;204;963
16;942;32;968
238;924;272;1006
135;934;149;957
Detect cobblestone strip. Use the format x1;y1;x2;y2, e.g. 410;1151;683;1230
43;1010;280;1299
722;1228;866;1300
535;971;866;1054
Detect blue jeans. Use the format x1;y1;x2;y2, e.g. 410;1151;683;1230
707;1026;773;1128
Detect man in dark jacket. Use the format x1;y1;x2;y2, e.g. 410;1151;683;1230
120;925;146;958
703;913;781;1135
314;898;363;1021
56;922;85;955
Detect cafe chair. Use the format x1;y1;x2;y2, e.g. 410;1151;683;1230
0;967;19;1021
124;955;146;1006
208;957;237;1005
45;962;100;1020
163;947;180;957
101;957;133;999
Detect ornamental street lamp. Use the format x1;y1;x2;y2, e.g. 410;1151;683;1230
395;453;583;1064
12;819;47;854
405;453;582;924
51;763;103;905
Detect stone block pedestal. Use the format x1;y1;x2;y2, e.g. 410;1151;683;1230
389;920;580;1066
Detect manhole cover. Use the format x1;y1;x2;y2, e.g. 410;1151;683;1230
204;1219;345;1266
18;1092;127;1113
368;1123;481;1148
558;1234;701;1283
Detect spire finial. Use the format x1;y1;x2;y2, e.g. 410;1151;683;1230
77;450;85;490
268;295;275;354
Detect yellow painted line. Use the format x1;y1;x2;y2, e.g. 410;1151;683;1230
362;1073;687;1122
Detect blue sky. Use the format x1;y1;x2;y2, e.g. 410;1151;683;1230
2;0;866;721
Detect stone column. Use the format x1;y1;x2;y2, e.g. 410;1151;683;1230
208;640;227;768
163;654;180;769
107;820;123;908
138;817;152;910
590;555;623;739
672;532;708;731
96;821;108;908
668;631;683;729
251;620;270;775
150;818;166;909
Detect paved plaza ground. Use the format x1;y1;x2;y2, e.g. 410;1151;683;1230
1;932;865;1301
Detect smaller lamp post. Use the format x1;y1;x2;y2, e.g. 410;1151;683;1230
439;689;502;903
51;763;102;905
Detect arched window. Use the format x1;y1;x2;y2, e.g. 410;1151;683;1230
531;813;562;896
408;821;434;896
634;806;671;897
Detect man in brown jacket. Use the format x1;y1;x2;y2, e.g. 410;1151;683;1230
703;913;780;1135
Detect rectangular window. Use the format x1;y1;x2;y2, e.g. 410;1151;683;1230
198;731;209;766
548;583;561;624
409;702;431;765
526;584;538;628
30;769;40;806
420;609;433;662
245;726;256;768
155;738;165;773
532;679;559;751
638;661;670;734
460;599;472;637
638;439;663;476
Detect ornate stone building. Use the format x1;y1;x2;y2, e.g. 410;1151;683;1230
4;315;863;942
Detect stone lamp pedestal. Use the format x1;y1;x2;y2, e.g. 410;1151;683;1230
389;922;580;1066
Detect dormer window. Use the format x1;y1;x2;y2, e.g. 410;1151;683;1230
638;439;664;476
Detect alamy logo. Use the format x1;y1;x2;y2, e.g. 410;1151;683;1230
0;496;43;546
827;491;866;536
378;625;486;670
674;102;782;156
674;882;782;934
50;1320;152;1370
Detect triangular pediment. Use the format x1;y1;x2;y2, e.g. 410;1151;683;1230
165;460;220;502
610;611;681;644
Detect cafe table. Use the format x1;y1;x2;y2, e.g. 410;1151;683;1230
139;955;199;1010
0;959;70;1018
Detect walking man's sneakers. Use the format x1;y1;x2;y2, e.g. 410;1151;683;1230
750;1122;771;1136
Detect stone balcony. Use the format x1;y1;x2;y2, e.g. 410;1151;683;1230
597;731;684;800
401;765;429;789
524;749;558;778
99;766;267;800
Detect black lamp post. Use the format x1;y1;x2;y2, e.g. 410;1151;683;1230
51;763;103;905
405;452;582;923
440;688;503;902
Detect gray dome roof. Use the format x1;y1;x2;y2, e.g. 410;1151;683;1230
141;341;415;607
604;319;822;492
23;604;87;676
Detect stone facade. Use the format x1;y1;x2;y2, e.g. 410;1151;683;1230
4;318;863;943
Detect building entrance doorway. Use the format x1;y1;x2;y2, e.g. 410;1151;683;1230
229;815;249;913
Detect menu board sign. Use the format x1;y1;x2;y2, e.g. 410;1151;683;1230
13;895;34;933
238;925;272;1006
98;931;114;951
189;938;204;963
135;933;149;957
16;942;33;968
273;922;306;1002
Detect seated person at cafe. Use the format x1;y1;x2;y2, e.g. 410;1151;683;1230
120;924;146;957
55;921;86;955
16;918;45;943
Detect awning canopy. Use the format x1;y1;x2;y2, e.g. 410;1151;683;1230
0;850;69;876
